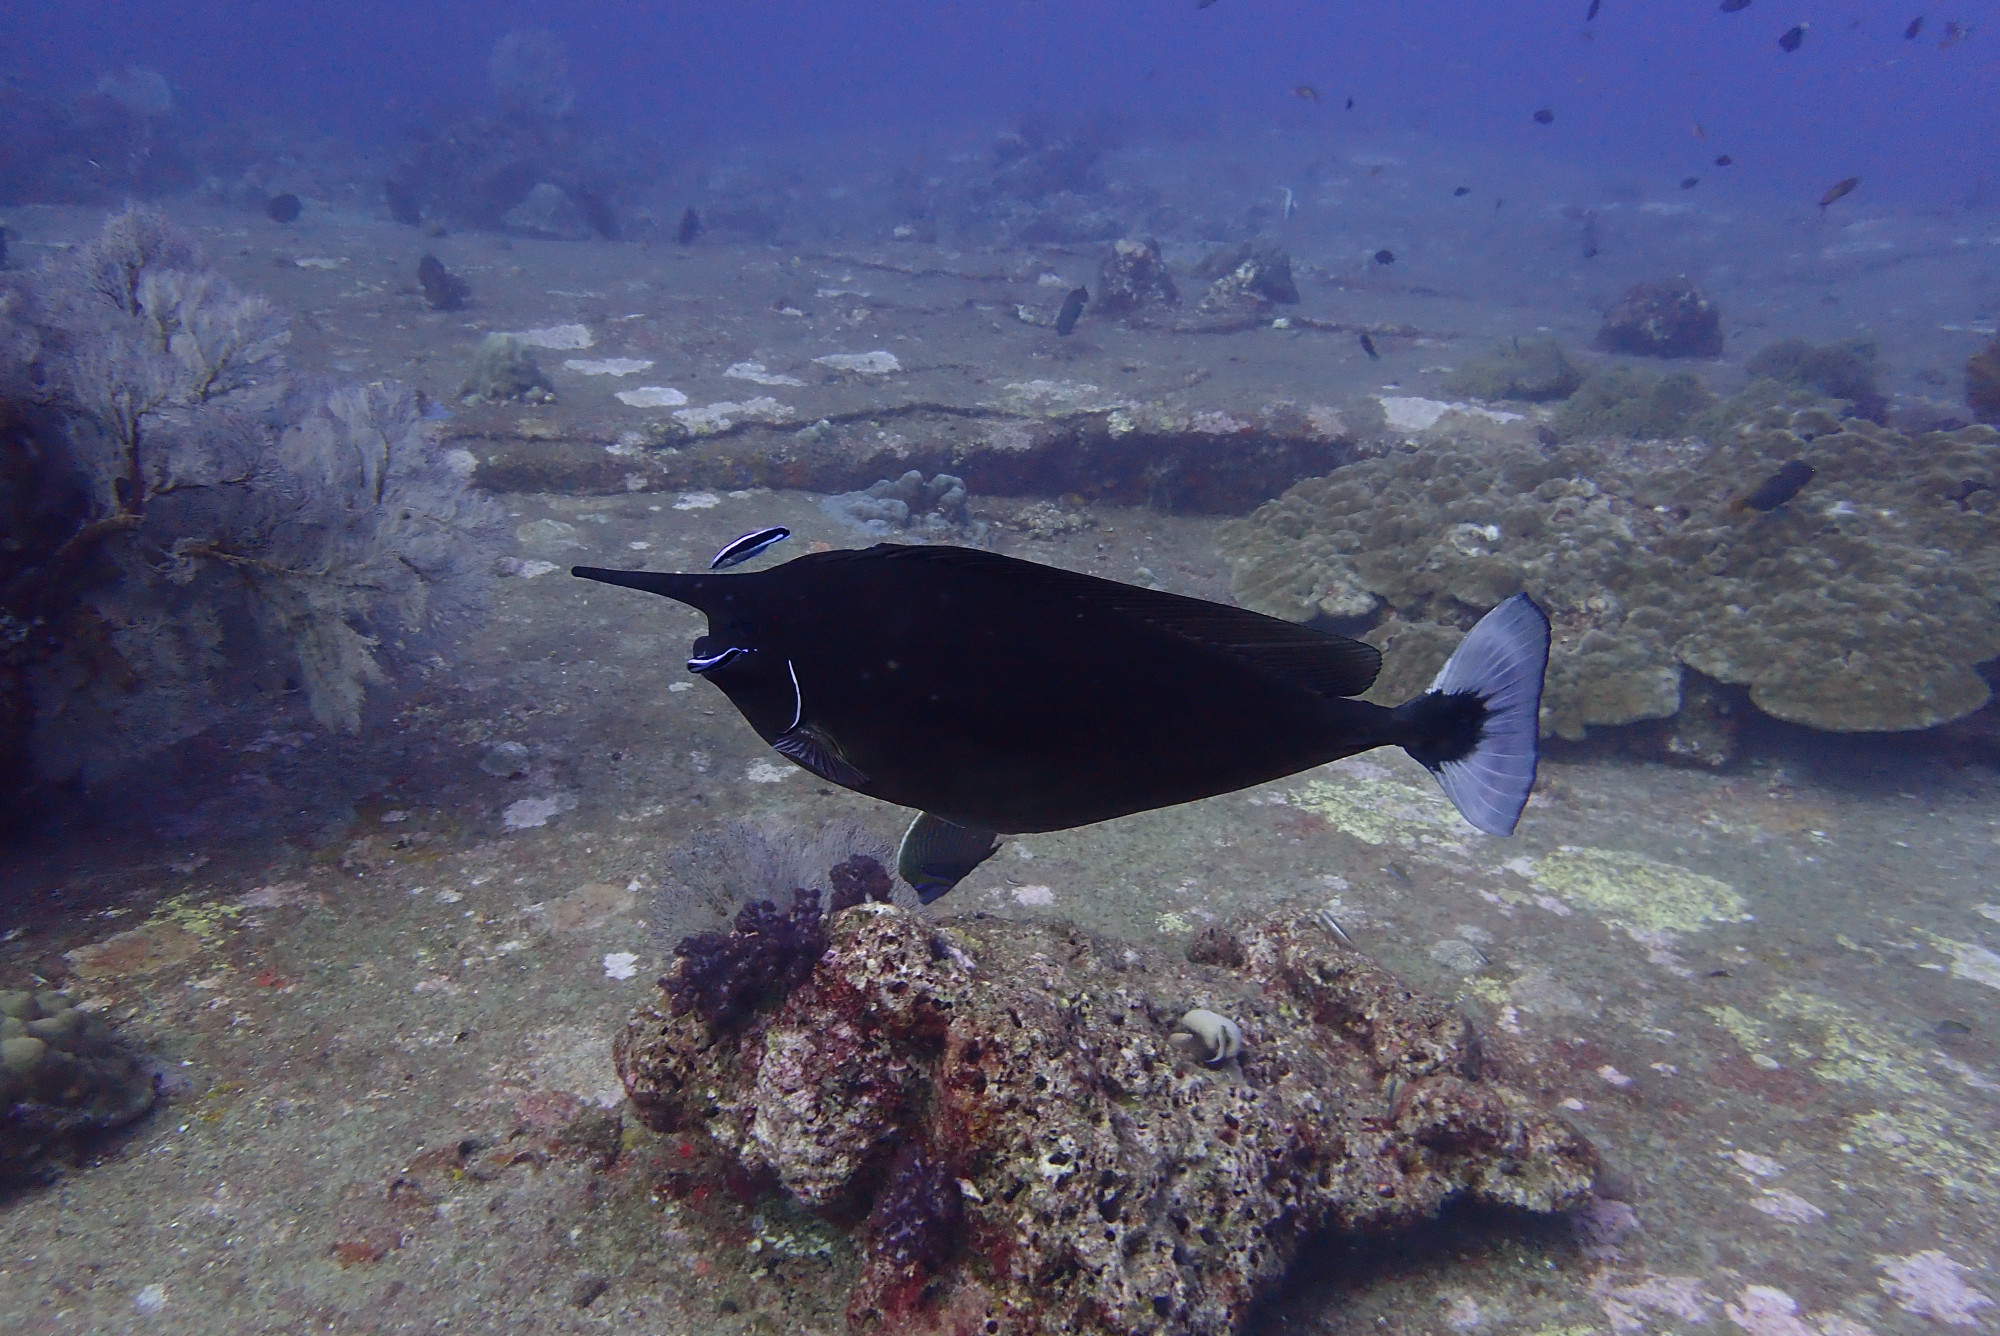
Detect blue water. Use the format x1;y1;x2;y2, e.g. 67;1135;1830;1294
6;1;1995;208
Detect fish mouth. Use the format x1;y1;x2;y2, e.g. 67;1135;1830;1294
687;645;752;674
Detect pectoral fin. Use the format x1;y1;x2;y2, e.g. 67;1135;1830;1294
772;724;869;788
897;813;1002;904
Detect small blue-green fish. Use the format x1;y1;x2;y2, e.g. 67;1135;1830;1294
1778;23;1806;50
710;526;792;570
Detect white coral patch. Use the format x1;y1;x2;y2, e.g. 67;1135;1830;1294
745;761;792;783
602;952;639;981
1749;1189;1825;1224
1011;885;1055;906
565;357;653;376
509;323;594;349
502;793;577;830
672;397;795;434
1941;940;2000;990
672;492;720;510
615;386;689;408
1378;395;1524;431
725;361;805;386
1877;1251;1993;1325
812;351;901;374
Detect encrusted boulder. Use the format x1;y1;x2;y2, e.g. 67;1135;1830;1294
1218;417;2000;737
1595;277;1724;359
1095;237;1180;317
1195;238;1299;313
616;904;1596;1336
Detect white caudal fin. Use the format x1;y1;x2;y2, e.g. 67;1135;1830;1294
1402;593;1551;836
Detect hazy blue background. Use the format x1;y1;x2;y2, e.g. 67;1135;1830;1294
5;0;1996;208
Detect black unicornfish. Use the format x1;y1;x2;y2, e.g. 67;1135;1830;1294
1055;286;1088;336
1731;460;1815;512
574;545;1550;903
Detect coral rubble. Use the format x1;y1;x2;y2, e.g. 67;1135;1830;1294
1219;414;2000;737
820;469;973;538
1595;277;1724;359
617;904;1596;1336
1;990;156;1182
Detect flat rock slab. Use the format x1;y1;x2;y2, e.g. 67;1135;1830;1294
616;902;1598;1336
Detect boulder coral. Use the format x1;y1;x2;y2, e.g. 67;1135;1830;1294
1219;415;2000;736
616;904;1596;1336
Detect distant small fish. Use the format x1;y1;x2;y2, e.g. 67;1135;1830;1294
1939;19;1968;47
710;527;791;571
1731;460;1815;512
1345;95;1355;109
265;193;301;224
1359;332;1380;359
1196;0;1220;8
1494;197;1505;211
1905;15;1924;39
1367;164;1384;177
1453;185;1471;196
1778;23;1806;51
1533;107;1555;125
1715;154;1734;166
1681;176;1701;189
1693;123;1708;140
1586;0;1602;20
1293;84;1320;102
1720;0;1751;11
676;207;703;245
1373;249;1395;265
1818;176;1860;211
1055;285;1088;336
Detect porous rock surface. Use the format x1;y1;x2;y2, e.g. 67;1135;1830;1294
615;904;1596;1336
1219;415;2000;736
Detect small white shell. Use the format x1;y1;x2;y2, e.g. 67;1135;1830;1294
1170;1008;1243;1066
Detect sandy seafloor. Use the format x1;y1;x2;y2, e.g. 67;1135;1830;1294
1;195;1999;1336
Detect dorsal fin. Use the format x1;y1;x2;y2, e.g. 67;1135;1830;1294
856;543;1382;699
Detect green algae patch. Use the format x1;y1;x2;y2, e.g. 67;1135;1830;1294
1285;767;1468;848
1533;847;1746;936
1702;1004;1775;1060
147;893;245;941
1768;988;2000;1201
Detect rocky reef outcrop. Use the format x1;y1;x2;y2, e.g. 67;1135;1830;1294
1195;239;1300;314
1095;237;1181;317
1970;337;2000;426
616;903;1596;1336
1219;414;2000;738
1595;278;1724;359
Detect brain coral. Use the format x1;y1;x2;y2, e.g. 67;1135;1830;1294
1218;417;2000;736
